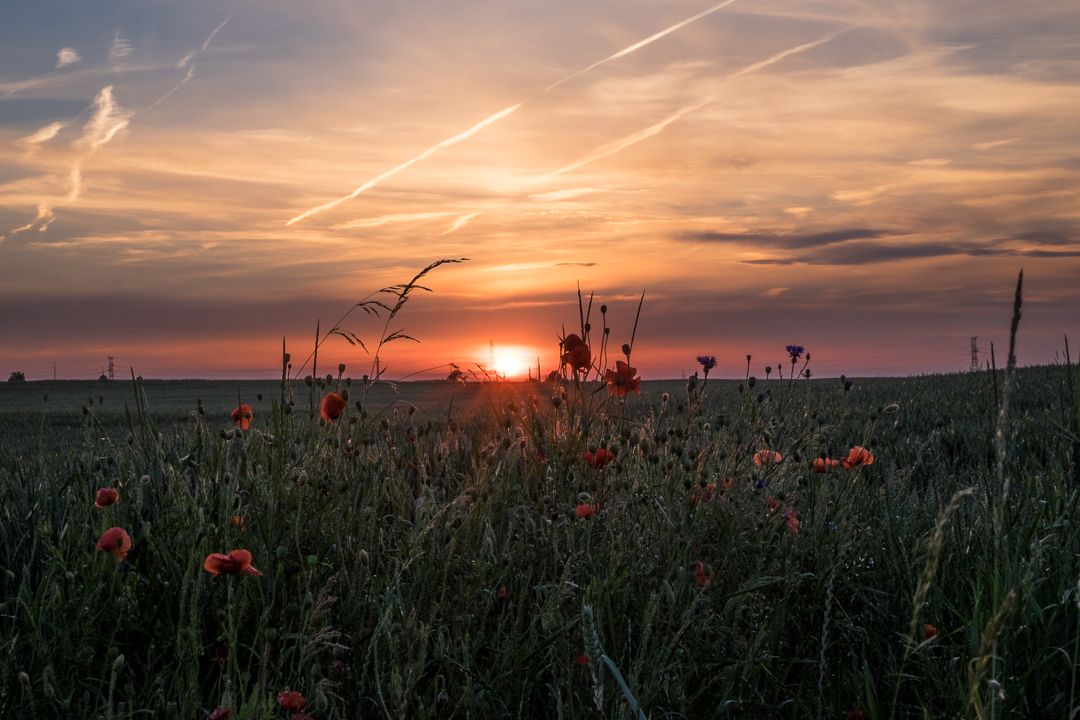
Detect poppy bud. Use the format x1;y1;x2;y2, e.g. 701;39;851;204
338;363;346;374
304;376;313;386
18;671;30;690
283;353;291;363
621;343;631;356
748;376;756;388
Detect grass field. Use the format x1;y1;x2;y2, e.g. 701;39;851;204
1;362;1078;719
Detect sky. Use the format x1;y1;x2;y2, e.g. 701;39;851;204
1;0;1078;380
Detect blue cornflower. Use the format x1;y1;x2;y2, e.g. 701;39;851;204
696;355;717;372
785;344;806;361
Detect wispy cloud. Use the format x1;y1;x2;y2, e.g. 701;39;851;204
286;103;522;225
21;121;68;146
544;0;741;91
109;32;134;69
442;211;483;235
79;86;133;149
56;47;81;69
6;86;131;235
179;15;232;68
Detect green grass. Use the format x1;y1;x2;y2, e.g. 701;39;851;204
0;366;1077;719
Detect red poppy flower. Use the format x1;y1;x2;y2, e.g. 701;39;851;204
575;503;598;519
812;458;840;473
231;403;253;430
229;514;246;531
496;586;509;601
693;560;711;588
276;691;307;712
923;623;938;640
847;708;867;720
575;653;590;666
765;496;780;513
94;487;119;508
583;447;614;468
753;449;783;467
561;334;592;372
96;527;132;561
688;482;717;505
208;707;233;720
604;361;640;397
203;549;263;577
842;446;875;469
784;508;800;535
319;392;347;422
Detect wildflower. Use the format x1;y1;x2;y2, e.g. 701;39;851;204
575;503;598;519
96;527;132;561
575;653;590;666
693;560;711;588
812;457;840;473
688;482;717;505
696;355;717;374
784;508;800;534
847;708;867;720
923;623;938;640
604;360;641;397
583;447;614;468
785;344;806;361
94;487;119;508
208;707;233;720
842;446;875;469
229;514;246;531
276;691;307;712
290;715;315;720
496;586;509;601
231;403;252;430
753;449;783;467
561;334;592;372
319;392;347;422
765;496;780;513
203;549;263;577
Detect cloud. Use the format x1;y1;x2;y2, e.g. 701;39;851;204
682;227;892;248
56;48;81;69
79;86;133;149
21;121;68;146
109;32;134;68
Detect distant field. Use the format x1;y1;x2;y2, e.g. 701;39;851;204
1;367;1077;718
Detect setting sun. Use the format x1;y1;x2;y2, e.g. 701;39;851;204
490;345;535;380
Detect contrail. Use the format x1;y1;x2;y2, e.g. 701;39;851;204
287;1;744;225
148;16;231;112
538;29;848;179
543;97;714;178
728;28;848;80
544;0;740;91
442;211;483;235
286;104;521;226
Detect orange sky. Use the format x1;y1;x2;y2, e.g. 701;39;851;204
1;0;1078;378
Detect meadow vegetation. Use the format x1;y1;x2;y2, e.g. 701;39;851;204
1;268;1077;719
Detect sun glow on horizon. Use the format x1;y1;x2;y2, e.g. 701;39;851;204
488;344;537;380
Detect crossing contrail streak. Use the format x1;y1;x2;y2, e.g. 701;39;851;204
538;29;848;179
544;0;740;91
286;104;521;226
287;2;745;225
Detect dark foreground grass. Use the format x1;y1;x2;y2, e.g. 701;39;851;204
0;366;1077;719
